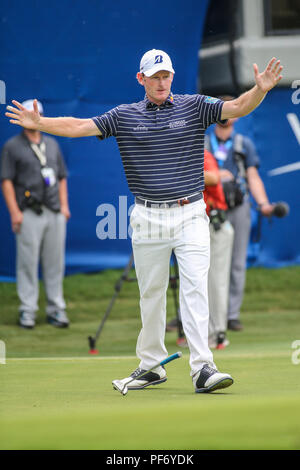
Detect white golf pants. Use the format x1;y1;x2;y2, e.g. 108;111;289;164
131;198;215;376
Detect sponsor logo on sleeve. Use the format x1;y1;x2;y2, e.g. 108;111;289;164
204;96;219;104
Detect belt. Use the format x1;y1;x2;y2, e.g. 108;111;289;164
135;192;203;208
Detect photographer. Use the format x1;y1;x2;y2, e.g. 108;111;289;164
205;96;273;331
204;150;234;349
0;99;70;329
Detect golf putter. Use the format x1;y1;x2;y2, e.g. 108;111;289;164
112;351;182;396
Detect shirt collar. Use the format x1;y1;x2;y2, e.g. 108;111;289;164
144;92;174;109
21;130;43;145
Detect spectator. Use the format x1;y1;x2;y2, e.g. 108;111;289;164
204;149;234;348
205;96;274;331
1;99;70;329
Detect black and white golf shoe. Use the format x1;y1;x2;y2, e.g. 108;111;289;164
193;364;233;393
47;311;70;328
19;311;35;329
119;366;167;390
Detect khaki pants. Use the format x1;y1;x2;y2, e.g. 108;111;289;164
208;220;234;337
16;207;66;317
227;201;251;321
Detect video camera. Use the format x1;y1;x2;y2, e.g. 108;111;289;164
209;209;227;231
24;190;43;215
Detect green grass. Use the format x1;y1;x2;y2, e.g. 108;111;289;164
0;266;300;449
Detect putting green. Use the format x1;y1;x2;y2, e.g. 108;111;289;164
1;350;300;450
1;269;300;449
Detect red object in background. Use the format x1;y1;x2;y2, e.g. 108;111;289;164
203;150;228;216
89;349;99;355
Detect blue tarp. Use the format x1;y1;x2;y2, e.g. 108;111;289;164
0;0;210;280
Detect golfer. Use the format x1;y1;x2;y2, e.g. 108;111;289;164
5;50;282;393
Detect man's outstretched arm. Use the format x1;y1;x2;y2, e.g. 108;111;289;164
221;57;283;120
5;99;101;138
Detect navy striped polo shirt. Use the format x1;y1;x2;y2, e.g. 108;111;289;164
92;93;225;201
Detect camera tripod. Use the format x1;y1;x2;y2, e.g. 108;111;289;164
88;251;185;354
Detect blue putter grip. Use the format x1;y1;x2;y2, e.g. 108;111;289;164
160;351;182;366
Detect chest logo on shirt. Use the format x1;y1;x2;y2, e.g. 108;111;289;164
169;119;186;129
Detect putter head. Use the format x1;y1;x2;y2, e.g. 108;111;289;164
112;379;128;396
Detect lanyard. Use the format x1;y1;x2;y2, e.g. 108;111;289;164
31;142;47;167
31;141;56;187
210;133;232;168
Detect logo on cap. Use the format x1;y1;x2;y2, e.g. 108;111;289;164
154;55;163;64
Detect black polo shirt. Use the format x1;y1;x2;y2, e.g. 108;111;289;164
0;132;67;211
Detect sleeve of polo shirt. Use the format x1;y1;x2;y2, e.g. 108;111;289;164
196;95;227;129
92;107;119;140
0;143;16;181
243;136;260;169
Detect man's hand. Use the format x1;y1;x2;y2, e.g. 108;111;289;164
221;58;283;120
259;202;274;217
253;57;283;93
61;205;71;220
6;100;101;137
11;209;23;233
6;99;41;130
219;169;235;182
259;201;290;218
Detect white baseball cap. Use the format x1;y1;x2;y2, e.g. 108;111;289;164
22;99;44;115
139;49;175;77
